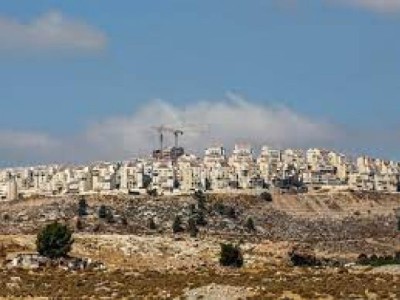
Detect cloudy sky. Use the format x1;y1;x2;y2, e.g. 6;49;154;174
0;0;399;166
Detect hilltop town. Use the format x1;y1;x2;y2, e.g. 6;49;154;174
1;144;399;201
0;177;400;298
1;143;400;298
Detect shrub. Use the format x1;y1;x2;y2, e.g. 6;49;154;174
189;203;196;215
205;178;211;190
187;218;199;238
194;190;206;211
143;175;152;189
195;210;208;226
357;253;400;267
245;217;256;232
147;188;158;197
98;205;107;219
226;206;236;219
36;222;74;259
289;247;320;267
213;203;236;218
105;209;115;224
219;243;243;267
214;202;226;215
147;217;157;230
260;192;273;202
77;197;88;217
357;253;368;265
172;215;184;234
120;216;128;226
75;218;84;231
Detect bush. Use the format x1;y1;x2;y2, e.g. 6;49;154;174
214;202;226;215
105;209;115;224
147;217;157;230
98;205;107;219
75;218;84;231
36;222;74;259
77;197;88;217
194;190;206;211
357;253;400;267
219;243;243;268
143;175;152;189
189;203;196;215
213;203;237;219
147;188;158;197
260;192;273;202
172;215;184;234
187;218;199;238
357;253;368;265
245;217;256;232
289;247;320;267
195;210;208;226
120;216;128;226
226;206;236;219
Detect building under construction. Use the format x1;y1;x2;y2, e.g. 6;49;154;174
152;146;184;161
151;125;186;161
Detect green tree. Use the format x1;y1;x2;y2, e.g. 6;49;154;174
189;203;196;215
226;206;236;219
245;217;256;232
147;188;158;197
36;222;74;259
260;192;273;202
78;197;88;217
143;175;152;189
194;190;206;211
98;205;107;219
105;209;115;224
195;210;208;226
205;178;211;190
172;215;184;234
219;243;243;268
148;217;157;230
187;218;199;238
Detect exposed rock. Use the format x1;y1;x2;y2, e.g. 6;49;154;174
178;283;255;300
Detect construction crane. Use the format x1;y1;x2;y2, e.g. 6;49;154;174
151;125;171;159
151;123;208;159
173;129;184;148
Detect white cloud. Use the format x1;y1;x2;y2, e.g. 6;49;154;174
331;0;400;13
0;95;342;164
0;10;107;52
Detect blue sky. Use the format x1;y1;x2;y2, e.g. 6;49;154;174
0;0;399;165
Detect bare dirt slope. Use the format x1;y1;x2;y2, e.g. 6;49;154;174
0;192;399;298
272;192;400;218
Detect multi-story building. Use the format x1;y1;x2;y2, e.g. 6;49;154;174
0;144;398;197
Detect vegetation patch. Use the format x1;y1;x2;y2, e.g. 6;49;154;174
36;222;73;259
357;252;400;267
219;243;243;268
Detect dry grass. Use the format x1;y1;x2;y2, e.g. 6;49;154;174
0;266;399;299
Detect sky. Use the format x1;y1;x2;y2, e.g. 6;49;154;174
0;0;399;166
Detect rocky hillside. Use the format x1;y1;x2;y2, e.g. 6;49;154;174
0;192;399;244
